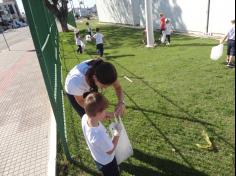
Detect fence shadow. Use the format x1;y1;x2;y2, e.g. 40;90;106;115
121;148;207;176
111;60;234;151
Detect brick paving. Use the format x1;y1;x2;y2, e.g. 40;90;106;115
0;30;56;176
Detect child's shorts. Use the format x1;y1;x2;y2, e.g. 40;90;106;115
227;39;235;56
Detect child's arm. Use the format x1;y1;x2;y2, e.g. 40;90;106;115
113;80;125;117
220;34;228;44
106;136;120;155
106;124;122;155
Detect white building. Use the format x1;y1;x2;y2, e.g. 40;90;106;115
0;0;21;19
74;5;97;18
96;0;235;35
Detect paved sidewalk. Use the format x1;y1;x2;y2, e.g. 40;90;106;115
0;34;56;175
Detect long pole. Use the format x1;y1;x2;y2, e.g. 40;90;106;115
145;0;154;47
70;0;76;16
206;0;211;34
2;32;10;51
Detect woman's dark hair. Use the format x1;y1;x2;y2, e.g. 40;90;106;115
85;59;117;92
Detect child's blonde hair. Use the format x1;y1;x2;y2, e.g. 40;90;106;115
84;92;108;117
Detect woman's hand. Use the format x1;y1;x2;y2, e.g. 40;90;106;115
114;101;125;117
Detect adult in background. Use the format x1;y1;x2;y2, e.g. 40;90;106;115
220;19;235;68
64;59;125;118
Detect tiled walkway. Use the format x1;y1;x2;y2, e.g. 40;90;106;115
0;30;56;176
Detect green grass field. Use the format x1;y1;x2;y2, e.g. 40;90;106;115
57;20;235;176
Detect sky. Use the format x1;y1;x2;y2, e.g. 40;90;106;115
12;0;96;13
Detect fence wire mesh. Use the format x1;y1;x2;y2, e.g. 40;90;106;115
22;0;73;161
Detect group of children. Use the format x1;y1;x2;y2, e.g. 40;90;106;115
75;22;105;57
159;13;175;45
143;13;174;46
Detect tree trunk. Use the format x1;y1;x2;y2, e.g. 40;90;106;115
43;0;69;32
59;16;69;32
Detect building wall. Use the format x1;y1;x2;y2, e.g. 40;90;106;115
96;0;235;35
96;0;134;24
208;0;235;34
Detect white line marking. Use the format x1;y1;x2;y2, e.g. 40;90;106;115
124;76;133;83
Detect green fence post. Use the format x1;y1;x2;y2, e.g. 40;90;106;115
22;0;74;162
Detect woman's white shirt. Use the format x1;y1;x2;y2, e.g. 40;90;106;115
64;60;91;96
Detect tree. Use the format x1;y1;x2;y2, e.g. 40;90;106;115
44;0;69;32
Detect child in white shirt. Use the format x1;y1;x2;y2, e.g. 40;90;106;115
165;18;174;45
93;28;104;57
86;22;93;36
75;32;83;54
82;92;121;176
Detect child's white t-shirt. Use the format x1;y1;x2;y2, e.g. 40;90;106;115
227;25;235;40
82;114;115;165
64;60;91;96
87;26;92;32
93;33;104;45
165;23;174;35
75;35;82;45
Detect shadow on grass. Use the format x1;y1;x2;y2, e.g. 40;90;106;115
56;157;100;176
105;54;135;60
110;103;214;127
112;60;235;151
172;43;216;47
121;148;207;176
71;161;100;176
123;90;195;168
59;37;81;73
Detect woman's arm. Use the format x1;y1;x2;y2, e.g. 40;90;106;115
113;80;125;116
106;136;120;155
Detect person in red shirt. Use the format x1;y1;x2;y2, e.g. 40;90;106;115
159;13;166;35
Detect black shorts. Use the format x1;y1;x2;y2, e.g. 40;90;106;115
66;93;85;118
94;157;120;176
227;39;235;56
96;43;104;57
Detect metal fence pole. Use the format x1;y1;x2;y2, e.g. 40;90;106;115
1;32;10;51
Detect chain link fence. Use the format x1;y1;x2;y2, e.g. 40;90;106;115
22;0;74;161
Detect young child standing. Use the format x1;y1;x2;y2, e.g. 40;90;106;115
93;28;104;57
82;92;121;176
159;13;166;35
86;22;93;36
75;31;83;54
220;19;235;68
165;18;174;45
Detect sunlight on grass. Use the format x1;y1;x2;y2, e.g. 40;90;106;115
57;20;235;176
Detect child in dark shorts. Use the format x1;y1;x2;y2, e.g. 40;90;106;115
220;20;235;68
